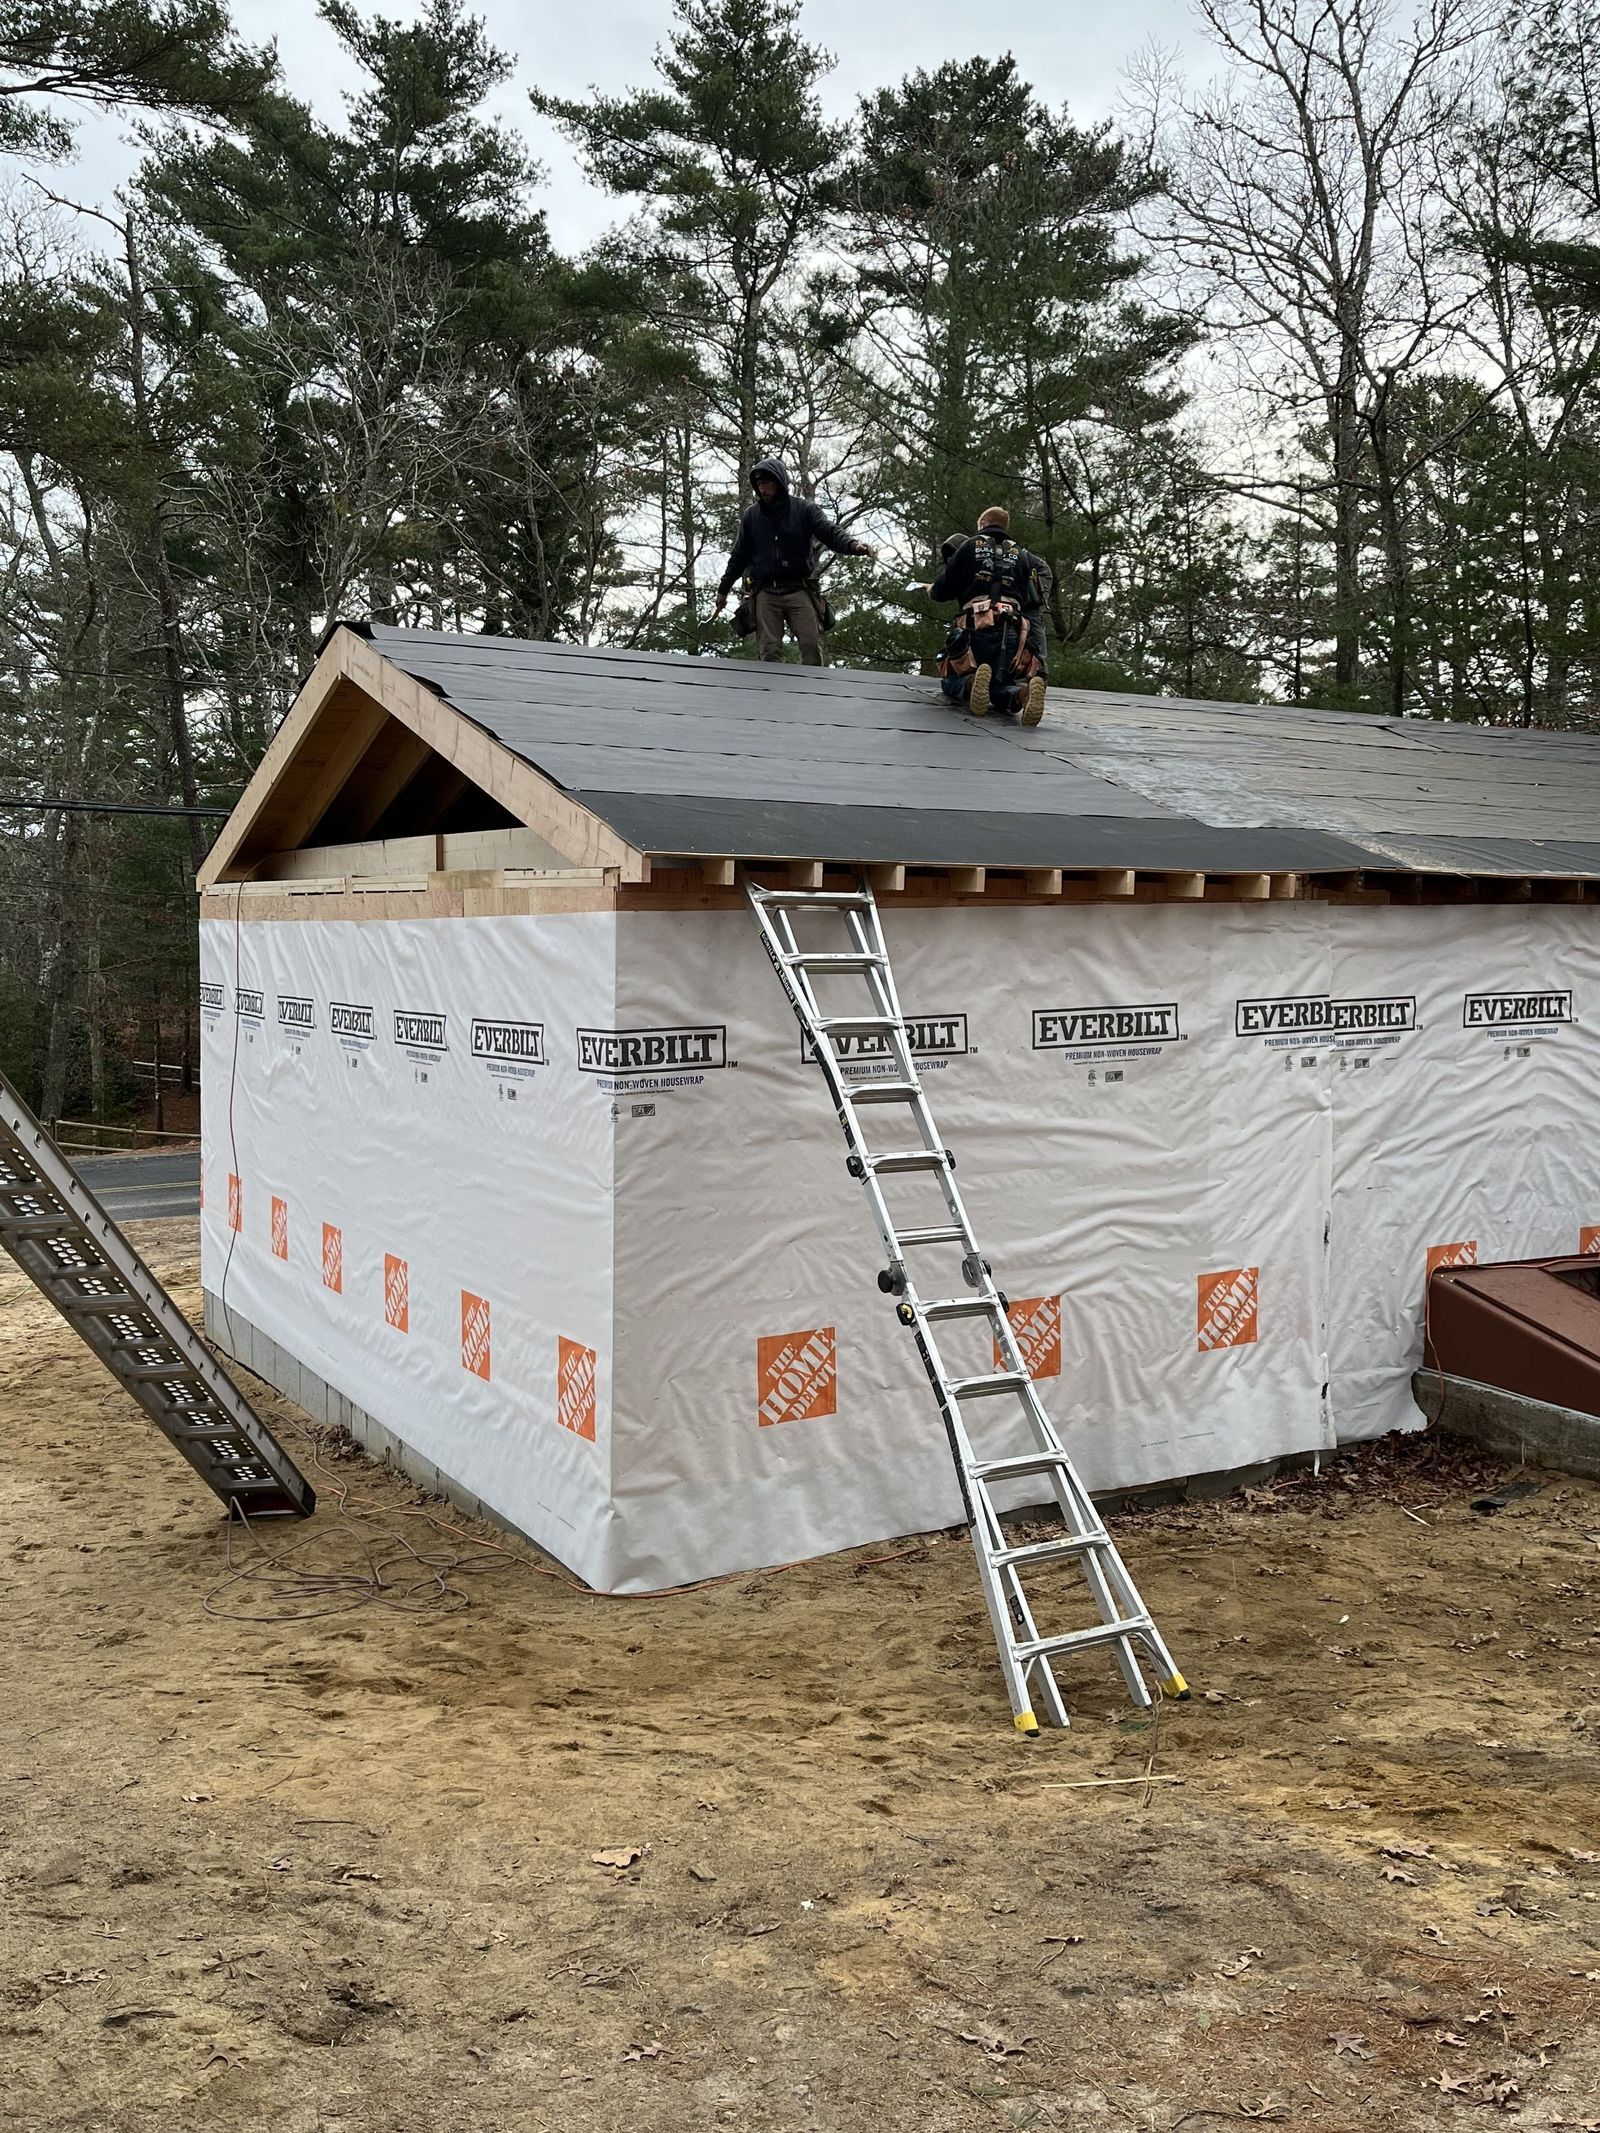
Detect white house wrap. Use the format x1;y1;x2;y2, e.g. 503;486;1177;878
197;627;1600;1591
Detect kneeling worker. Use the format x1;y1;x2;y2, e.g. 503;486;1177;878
712;456;875;666
932;506;1051;723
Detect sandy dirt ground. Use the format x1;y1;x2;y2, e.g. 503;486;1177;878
3;1220;1600;2133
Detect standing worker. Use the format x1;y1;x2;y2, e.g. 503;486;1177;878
932;506;1052;723
713;456;875;666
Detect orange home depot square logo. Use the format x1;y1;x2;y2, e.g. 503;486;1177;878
1426;1240;1478;1279
995;1295;1062;1379
321;1222;343;1293
558;1337;598;1441
270;1195;288;1261
461;1291;492;1380
757;1327;837;1427
384;1254;409;1333
1580;1228;1600;1257
226;1173;242;1233
1197;1267;1259;1353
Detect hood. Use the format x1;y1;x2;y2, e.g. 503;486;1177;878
750;455;791;498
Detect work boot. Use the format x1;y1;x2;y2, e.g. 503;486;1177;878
1021;675;1046;726
969;663;992;717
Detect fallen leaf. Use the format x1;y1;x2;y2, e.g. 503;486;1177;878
1422;1925;1448;1945
1382;1841;1433;1859
102;2008;175;2028
1382;1865;1419;1885
1440;2032;1471;2048
622;2041;664;2063
335;1866;381;1884
1432;2072;1473;2095
267;1857;292;1873
688;1866;716;1883
1330;2031;1370;2058
744;1922;781;1938
181;1793;214;1804
591;1845;645;1871
42;1968;106;1986
1217;1947;1264;1978
1568;1849;1600;1864
957;2028;1029;2059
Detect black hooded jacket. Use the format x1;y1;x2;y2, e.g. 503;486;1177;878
717;456;867;598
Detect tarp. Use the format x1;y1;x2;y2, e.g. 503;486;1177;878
201;900;1600;1592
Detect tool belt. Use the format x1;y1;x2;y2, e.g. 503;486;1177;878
938;595;1038;680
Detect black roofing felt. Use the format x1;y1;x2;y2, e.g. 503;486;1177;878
365;625;1600;876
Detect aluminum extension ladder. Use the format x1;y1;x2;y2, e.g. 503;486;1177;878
0;1070;314;1520
745;872;1187;1731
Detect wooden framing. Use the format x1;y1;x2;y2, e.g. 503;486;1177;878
196;630;1600;914
197;626;651;890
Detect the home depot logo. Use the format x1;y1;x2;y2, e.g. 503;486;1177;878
226;1173;242;1233
1197;1268;1258;1352
995;1295;1062;1380
1235;994;1415;1038
394;1009;447;1051
331;1001;375;1043
801;1014;967;1064
234;986;265;1021
1426;1240;1477;1279
757;1326;837;1427
1033;1004;1181;1049
322;1222;343;1293
384;1253;409;1332
1464;990;1572;1028
578;1025;727;1072
557;1337;598;1440
461;1291;492;1380
199;982;224;1016
472;1018;546;1064
270;1195;288;1260
1581;1227;1600;1257
277;994;315;1033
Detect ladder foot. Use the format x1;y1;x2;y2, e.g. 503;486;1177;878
1013;1709;1040;1736
1161;1672;1191;1700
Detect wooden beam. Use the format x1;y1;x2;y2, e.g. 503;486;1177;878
326;722;438;842
788;859;824;889
198;627;649;890
701;857;737;888
866;863;905;895
1164;872;1206;900
1024;868;1063;896
1094;869;1136;897
948;866;986;895
1269;873;1299;900
1232;873;1271;900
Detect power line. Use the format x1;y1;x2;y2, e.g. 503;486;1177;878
0;795;231;819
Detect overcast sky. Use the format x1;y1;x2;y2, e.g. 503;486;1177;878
53;0;1214;250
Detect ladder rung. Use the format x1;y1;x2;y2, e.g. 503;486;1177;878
1;1215;73;1239
52;1290;139;1314
818;1015;897;1034
920;1296;1004;1322
751;888;872;911
947;1369;1029;1401
124;1361;199;1382
844;1080;923;1104
870;1149;951;1173
896;1225;967;1247
990;1534;1105;1571
785;951;884;972
971;1451;1069;1482
1014;1618;1151;1665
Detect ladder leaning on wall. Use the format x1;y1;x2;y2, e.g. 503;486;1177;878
744;871;1187;1733
0;1069;314;1521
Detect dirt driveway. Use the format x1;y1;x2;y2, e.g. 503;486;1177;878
3;1220;1599;2132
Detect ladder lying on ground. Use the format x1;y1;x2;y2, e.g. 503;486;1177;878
0;1070;314;1520
746;872;1186;1731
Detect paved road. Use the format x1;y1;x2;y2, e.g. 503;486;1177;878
75;1148;201;1223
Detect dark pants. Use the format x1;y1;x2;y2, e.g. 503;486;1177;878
941;615;1031;710
755;585;823;665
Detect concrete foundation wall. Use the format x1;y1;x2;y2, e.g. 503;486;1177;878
1412;1369;1600;1483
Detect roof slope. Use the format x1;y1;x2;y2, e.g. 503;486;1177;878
365;625;1600;876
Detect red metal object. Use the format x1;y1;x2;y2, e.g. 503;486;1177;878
1426;1256;1600;1419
